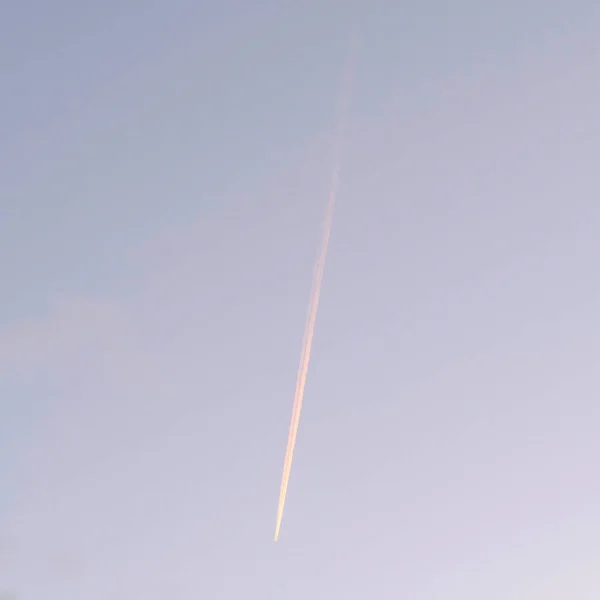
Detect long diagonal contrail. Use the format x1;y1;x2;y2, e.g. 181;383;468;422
274;45;356;542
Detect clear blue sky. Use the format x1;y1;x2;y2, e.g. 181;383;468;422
2;1;600;597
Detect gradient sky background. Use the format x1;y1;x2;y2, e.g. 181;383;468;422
2;1;600;598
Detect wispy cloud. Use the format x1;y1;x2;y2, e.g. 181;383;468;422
0;296;141;382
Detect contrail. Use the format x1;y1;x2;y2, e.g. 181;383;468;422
274;42;356;542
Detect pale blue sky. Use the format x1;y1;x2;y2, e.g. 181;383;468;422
2;1;600;598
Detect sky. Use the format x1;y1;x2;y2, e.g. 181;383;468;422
1;0;600;598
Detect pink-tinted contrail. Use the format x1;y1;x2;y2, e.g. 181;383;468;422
274;43;356;542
